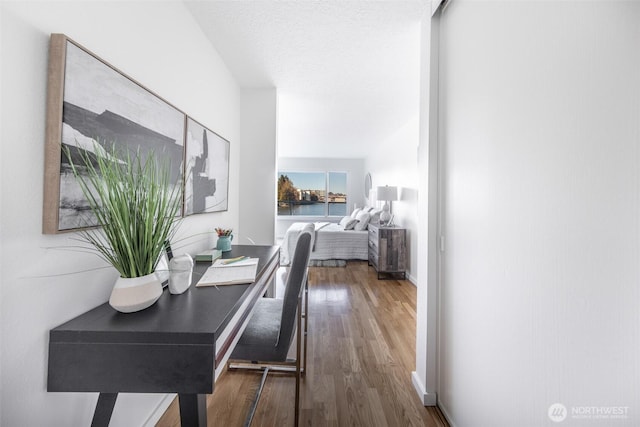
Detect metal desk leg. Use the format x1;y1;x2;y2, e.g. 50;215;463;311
178;394;207;427
91;393;118;427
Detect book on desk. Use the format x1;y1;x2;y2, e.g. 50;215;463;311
194;249;223;263
196;257;259;287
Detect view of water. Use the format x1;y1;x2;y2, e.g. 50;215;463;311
278;202;346;217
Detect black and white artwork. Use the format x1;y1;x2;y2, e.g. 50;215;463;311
184;118;230;215
43;35;185;233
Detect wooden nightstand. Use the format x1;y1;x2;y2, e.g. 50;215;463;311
368;223;407;280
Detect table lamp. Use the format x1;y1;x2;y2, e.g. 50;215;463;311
376;185;397;225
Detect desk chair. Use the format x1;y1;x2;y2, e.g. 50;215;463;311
228;231;312;427
229;232;311;426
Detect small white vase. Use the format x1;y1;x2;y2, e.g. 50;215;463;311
169;254;194;295
109;273;163;313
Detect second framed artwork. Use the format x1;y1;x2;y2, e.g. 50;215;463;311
184;117;230;215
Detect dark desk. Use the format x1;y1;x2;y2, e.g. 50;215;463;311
47;245;280;426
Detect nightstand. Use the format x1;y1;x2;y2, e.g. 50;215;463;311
368;223;407;280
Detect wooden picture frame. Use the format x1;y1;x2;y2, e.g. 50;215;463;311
43;34;186;234
183;117;230;216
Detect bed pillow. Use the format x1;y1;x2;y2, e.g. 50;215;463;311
354;211;371;231
339;216;358;230
369;208;383;224
350;208;362;219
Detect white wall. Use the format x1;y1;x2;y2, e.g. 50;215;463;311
239;88;277;245
276;157;365;238
362;8;421;284
412;8;439;406
438;2;640;426
0;2;241;425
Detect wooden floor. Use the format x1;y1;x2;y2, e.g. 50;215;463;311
156;261;448;427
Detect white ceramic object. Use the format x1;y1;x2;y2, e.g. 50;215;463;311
109;273;163;313
169;254;194;295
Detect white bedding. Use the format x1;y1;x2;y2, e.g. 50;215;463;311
280;222;368;265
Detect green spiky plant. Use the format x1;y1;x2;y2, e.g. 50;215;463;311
65;143;182;278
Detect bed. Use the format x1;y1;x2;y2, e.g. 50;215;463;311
280;222;369;265
280;207;382;265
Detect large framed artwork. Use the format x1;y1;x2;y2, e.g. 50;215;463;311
43;34;186;234
184;117;230;215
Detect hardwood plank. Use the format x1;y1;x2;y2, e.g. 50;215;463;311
155;261;448;427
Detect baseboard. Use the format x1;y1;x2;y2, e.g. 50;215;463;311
411;371;437;406
407;272;417;286
437;401;457;427
412;374;457;427
143;393;175;427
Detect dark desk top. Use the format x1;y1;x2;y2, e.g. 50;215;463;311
49;245;280;346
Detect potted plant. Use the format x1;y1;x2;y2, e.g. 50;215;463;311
65;143;182;313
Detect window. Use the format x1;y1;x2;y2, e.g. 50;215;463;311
277;171;347;217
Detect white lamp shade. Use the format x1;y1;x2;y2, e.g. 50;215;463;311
376;185;398;201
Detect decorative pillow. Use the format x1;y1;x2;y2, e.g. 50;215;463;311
350;208;362;219
354;211;371;231
369;208;383;224
339;216;358;230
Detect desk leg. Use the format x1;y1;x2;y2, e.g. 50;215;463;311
91;393;118;427
178;394;207;426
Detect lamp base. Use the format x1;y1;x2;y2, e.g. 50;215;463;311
380;203;391;225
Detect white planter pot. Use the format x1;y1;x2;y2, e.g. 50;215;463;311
109;273;163;313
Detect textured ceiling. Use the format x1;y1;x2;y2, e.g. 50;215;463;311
185;1;428;158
